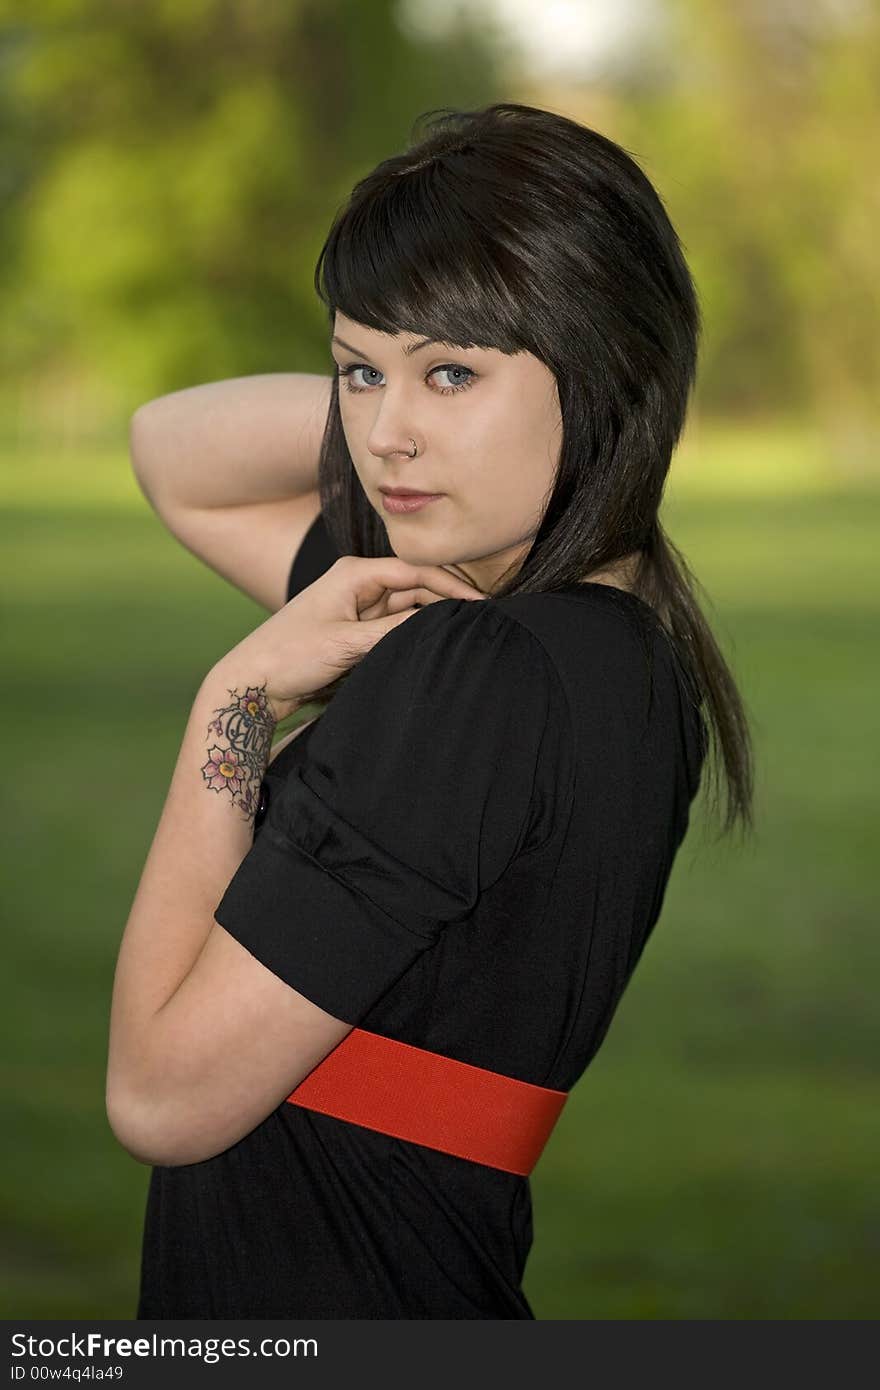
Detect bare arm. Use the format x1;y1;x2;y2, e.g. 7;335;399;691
105;664;347;1166
130;374;333;612
131;373;332;510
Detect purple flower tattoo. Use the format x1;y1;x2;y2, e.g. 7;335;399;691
201;682;276;824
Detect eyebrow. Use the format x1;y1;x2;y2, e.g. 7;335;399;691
331;334;453;359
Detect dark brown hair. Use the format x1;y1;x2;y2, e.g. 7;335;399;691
309;101;755;844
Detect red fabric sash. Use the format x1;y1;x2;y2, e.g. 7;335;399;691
285;1027;567;1176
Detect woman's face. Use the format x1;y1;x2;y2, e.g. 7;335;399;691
330;311;563;593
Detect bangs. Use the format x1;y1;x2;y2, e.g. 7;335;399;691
314;160;533;356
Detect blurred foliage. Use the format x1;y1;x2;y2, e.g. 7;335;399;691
0;0;877;456
0;0;506;434
513;0;880;469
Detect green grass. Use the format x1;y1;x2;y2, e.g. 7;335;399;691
2;424;878;1318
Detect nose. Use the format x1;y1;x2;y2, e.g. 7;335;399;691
364;387;419;460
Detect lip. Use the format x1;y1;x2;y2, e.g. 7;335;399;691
380;490;444;515
379;487;442;497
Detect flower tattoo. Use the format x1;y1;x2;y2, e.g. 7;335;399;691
201;682;276;823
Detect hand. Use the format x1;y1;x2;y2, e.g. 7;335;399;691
213;556;488;722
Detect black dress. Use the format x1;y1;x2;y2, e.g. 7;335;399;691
136;513;707;1319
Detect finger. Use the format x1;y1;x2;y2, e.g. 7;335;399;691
382;586;485;614
355;597;388;622
377;607;422;631
356;587;421;621
344;557;486;613
353;605;423;638
360;590;426;619
418;588;482;605
379;589;417;616
412;566;487;599
358;591;422;621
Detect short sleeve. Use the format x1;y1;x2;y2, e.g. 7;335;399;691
286;511;341;602
213;598;562;1025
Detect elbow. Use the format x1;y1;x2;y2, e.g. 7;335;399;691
105;1074;227;1169
129;404;169;508
105;1098;156;1167
129;402;154;462
105;1075;180;1168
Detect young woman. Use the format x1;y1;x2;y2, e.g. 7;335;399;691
108;102;754;1320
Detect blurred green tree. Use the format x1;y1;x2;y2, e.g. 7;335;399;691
619;0;880;461
0;0;506;434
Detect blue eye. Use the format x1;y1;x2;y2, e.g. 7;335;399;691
336;364;383;391
335;363;476;396
433;365;475;394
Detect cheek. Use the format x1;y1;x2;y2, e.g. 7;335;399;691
470;409;557;529
469;395;559;489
